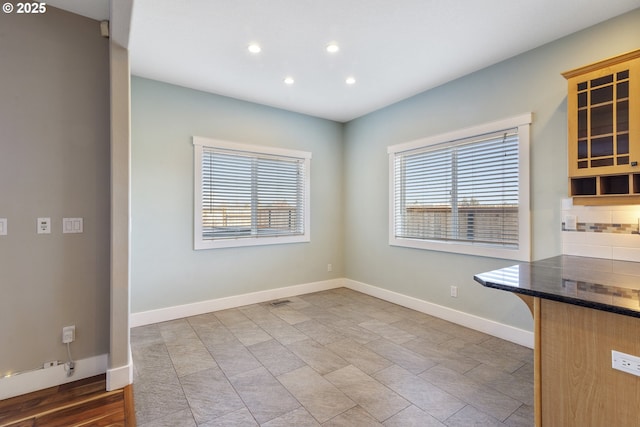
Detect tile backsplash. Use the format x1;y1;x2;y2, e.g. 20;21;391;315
561;198;640;262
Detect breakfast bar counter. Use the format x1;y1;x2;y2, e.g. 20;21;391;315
474;255;640;427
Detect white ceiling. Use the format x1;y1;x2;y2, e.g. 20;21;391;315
48;0;640;122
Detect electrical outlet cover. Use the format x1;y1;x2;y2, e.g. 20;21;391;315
612;350;640;377
62;325;75;344
37;217;51;234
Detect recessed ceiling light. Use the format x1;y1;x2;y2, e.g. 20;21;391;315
326;43;340;53
248;43;261;54
284;76;295;85
346;76;356;85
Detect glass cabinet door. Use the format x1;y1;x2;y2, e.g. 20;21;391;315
573;67;630;173
565;54;639;179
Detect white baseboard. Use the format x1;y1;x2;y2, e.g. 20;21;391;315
344;279;534;349
106;360;133;391
130;277;532;348
130;279;344;327
0;354;108;400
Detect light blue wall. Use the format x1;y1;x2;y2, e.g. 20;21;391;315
343;9;640;330
131;9;640;332
131;78;344;312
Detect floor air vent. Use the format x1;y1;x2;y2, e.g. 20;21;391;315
270;299;291;307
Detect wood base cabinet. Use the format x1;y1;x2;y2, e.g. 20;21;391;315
535;298;640;426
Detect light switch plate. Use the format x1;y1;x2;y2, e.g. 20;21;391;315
63;218;83;234
37;217;51;234
564;215;577;231
0;218;6;235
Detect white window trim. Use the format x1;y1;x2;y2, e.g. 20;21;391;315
387;113;532;261
193;136;311;250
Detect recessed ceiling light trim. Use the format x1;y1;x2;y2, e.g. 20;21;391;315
346;76;356;85
284;76;295;85
326;43;340;53
248;43;261;54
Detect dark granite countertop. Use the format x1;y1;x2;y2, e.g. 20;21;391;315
474;255;640;318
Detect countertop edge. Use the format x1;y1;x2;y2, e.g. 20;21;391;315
474;275;640;319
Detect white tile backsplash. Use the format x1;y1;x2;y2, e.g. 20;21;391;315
561;198;640;262
612;246;640;262
564;207;611;224
611;210;640;225
563;242;613;259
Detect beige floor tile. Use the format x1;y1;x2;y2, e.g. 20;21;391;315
382;405;445;427
325;365;410;421
197;407;259;427
270;304;311;324
179;367;245;424
277;366;356;423
247;339;306;376
286;338;349;374
373;364;465;421
261;407;321;427
294;319;346;345
322;406;384;426
359;320;417;344
420;364;522;422
138;408;196;427
326;338;393;374
365;338;435;374
228;366;300;424
131;289;533;426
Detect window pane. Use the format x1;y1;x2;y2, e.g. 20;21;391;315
203;151;252;238
200;146;307;242
256;157;304;235
590;104;613;136
394;129;519;248
590;85;613;105
590;136;613;157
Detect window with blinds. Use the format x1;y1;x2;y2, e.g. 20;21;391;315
193;137;311;249
388;114;531;261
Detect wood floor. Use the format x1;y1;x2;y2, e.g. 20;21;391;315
0;375;135;427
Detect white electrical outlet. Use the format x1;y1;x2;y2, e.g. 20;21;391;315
62;325;75;344
327;264;333;272
43;361;58;369
450;286;458;297
0;218;6;236
37;217;51;234
612;350;640;377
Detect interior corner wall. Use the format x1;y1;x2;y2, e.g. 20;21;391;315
342;9;640;332
0;8;110;375
130;77;344;313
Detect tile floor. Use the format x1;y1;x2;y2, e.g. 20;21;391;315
131;288;534;426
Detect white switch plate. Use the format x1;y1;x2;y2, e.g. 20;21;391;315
564;215;577;231
63;218;83;234
37;217;51;234
612;350;640;377
0;218;6;235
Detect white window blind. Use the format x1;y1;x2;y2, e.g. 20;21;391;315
388;114;531;261
194;137;311;249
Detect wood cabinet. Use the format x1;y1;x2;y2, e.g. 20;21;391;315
563;49;640;204
539;299;640;427
517;295;640;427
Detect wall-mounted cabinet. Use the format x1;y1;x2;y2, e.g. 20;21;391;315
563;49;640;205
